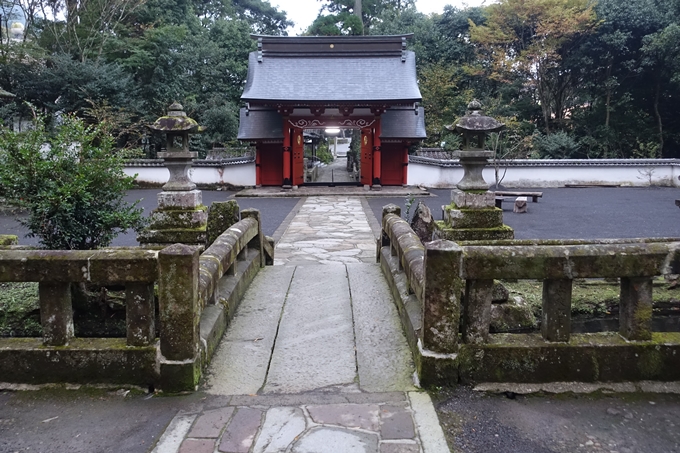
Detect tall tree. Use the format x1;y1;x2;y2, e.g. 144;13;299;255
307;0;414;35
470;0;597;133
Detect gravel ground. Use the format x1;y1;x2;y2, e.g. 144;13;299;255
366;186;680;240
434;386;680;453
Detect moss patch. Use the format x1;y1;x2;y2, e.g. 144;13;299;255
0;283;143;338
504;277;679;318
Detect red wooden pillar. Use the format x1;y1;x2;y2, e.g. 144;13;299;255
402;145;409;185
255;145;261;186
291;128;304;186
282;121;292;187
360;128;373;186
372;117;382;187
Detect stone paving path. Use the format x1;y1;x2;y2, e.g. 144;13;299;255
151;196;450;453
317;155;354;184
273;196;376;265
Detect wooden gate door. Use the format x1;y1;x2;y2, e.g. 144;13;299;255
360;127;373;186
291;127;304;186
259;144;283;186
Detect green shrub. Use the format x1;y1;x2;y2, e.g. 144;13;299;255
532;131;582;158
316;143;334;164
0;114;146;249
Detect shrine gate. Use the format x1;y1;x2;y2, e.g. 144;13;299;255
237;34;426;187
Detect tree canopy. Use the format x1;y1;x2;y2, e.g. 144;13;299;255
1;0;680;158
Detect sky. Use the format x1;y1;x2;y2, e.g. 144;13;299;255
272;0;493;35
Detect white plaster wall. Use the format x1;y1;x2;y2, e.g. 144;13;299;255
408;159;680;188
189;163;256;187
124;162;256;187
124;166;169;185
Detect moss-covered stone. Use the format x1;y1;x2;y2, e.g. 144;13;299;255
147;208;208;230
443;207;504;229
0;337;158;386
455;332;680;384
160;359;201;393
137;228;207;246
434;222;515;242
490;299;536;332
0;235;18;246
206;200;240;247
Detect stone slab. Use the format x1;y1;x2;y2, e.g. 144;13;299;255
187;407;235;438
346;264;415;392
179;438;215;453
218;407;262;453
263;265;357;393
450;189;496;209
204;266;295;395
408;392;451;453
291;426;379;453
307;404;380;431
379;406;416;440
158;190;203;209
252;407;306;453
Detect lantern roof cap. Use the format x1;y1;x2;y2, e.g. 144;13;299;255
149;102;202;133
449;100;505;133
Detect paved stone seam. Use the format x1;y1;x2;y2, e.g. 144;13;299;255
260;266;297;395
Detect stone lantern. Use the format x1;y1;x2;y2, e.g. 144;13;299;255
452;99;505;191
434;100;514;241
138;103;208;247
150;102;200;191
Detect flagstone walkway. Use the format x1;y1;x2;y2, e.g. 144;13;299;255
152;196;450;453
273;196;376;265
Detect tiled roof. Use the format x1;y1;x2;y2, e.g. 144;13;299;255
238;109;285;140
381;107;426;139
241;35;421;104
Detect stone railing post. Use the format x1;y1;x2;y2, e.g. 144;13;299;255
241;208;264;268
158;244;201;392
126;283;156;346
39;282;74;346
422;240;463;353
462;279;493;344
379;204;401;262
541;279;573;342
619;277;653;341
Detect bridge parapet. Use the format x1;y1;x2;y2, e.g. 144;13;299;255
0;206;270;392
378;203;680;387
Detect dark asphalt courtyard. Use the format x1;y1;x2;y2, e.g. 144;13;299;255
2;186;679;246
367;186;680;240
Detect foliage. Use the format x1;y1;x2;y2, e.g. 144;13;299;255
316;142;334;164
0;114;146;249
470;0;598;133
307;0;415;35
1;0;680;159
531;131;581;159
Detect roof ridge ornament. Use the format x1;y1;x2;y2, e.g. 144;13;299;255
257;37;263;63
402;36;407;62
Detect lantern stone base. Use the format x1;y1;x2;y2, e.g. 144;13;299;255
435;189;514;242
158;190;203;210
138;190;208;247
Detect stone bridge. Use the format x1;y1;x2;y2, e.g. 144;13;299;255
2;192;680;452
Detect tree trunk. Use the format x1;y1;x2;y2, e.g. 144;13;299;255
653;79;664;157
605;62;612;128
354;0;363;35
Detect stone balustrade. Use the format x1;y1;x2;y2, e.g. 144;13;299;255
0;207;269;392
378;203;680;386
